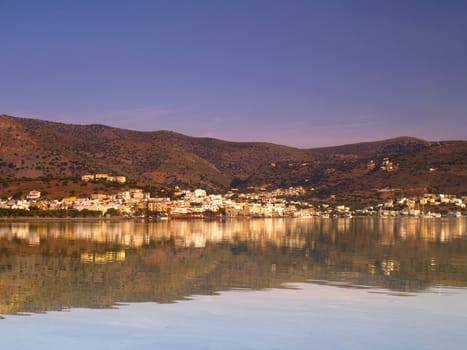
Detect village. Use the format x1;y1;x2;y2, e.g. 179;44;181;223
0;173;465;218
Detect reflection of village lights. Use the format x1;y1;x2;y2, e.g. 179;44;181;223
80;250;126;264
430;257;438;271
1;217;467;317
381;259;400;276
0;218;465;250
368;263;377;275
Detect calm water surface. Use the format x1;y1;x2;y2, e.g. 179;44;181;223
1;217;466;349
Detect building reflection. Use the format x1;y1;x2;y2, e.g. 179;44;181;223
0;218;466;315
80;251;126;264
1;217;465;249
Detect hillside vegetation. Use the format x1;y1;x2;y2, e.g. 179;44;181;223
1;114;466;200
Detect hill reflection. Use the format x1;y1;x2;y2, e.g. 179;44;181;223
0;218;466;315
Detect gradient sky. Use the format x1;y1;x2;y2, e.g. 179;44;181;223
1;0;466;148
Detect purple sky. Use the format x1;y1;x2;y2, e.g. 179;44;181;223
1;0;466;148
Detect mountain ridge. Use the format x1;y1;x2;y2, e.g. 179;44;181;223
1;114;466;199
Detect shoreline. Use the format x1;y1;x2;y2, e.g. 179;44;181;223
0;215;464;223
0;216;130;223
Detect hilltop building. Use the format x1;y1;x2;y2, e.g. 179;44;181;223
81;174;126;183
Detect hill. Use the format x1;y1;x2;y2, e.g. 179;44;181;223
1;114;466;200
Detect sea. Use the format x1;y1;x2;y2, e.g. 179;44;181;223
1;217;466;349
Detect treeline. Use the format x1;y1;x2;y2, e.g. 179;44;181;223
0;208;102;218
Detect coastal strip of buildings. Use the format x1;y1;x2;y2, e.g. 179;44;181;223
1;185;466;218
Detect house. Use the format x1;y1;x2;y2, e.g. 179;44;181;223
81;174;95;181
27;190;41;199
82;174;126;183
114;176;126;183
95;173;109;180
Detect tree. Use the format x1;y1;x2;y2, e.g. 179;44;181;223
105;208;120;217
12;191;23;199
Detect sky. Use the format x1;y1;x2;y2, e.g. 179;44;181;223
1;0;466;148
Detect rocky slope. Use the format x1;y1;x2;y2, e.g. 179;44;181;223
1;114;466;198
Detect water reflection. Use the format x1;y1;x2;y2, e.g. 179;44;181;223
0;217;466;315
